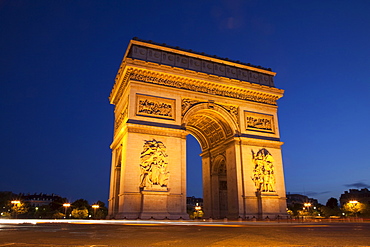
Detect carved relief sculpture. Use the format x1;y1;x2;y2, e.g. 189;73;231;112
251;148;276;192
245;111;274;133
139;139;169;189
136;94;175;120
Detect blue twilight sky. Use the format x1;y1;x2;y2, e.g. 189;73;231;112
1;0;369;205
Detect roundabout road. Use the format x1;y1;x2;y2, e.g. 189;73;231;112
0;219;369;246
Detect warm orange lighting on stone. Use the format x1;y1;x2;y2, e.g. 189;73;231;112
108;39;287;220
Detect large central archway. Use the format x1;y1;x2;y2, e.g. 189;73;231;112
183;103;238;218
107;39;287;219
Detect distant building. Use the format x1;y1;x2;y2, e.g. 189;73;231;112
186;196;203;207
286;193;318;208
21;193;62;207
339;188;370;206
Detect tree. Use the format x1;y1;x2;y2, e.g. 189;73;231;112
326;198;339;209
72;199;89;209
320;198;341;217
53;211;65;219
343;201;366;217
91;201;108;219
50;197;68;212
71;208;89;219
10;202;28;218
287;203;303;216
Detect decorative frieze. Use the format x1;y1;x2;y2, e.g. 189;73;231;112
245;111;274;133
128;69;279;105
129;44;275;87
136;94;175;120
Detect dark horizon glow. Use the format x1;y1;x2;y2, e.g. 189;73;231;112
1;0;370;205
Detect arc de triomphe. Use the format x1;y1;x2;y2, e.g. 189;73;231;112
108;38;287;219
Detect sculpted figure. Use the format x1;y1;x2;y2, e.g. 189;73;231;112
251;148;276;192
139;139;169;189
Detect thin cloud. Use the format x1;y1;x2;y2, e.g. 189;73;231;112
305;191;331;196
288;191;331;196
344;182;370;188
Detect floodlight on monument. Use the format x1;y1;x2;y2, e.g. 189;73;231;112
11;200;21;205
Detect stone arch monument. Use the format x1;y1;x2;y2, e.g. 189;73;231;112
108;38;287;219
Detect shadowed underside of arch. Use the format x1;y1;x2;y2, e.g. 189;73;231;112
185;112;232;151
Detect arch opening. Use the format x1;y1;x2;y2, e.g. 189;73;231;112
186;134;203;199
183;108;238;219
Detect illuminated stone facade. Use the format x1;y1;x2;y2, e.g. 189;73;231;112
108;38;287;219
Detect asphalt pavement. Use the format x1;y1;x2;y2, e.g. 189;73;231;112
0;219;369;246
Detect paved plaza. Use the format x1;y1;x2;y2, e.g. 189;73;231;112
0;219;369;246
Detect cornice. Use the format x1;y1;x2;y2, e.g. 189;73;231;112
127;123;187;138
110;63;283;106
127;58;283;94
237;137;284;149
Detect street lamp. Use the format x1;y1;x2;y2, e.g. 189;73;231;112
303;203;311;213
348;200;359;218
194;203;202;219
92;204;99;218
63;203;71;218
11;200;21;218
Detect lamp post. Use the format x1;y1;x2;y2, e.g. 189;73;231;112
92;204;99;219
303;203;311;214
11;200;21;219
194;203;202;219
349;200;359;218
63;203;71;219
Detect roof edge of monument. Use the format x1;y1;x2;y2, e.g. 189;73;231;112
129;37;274;74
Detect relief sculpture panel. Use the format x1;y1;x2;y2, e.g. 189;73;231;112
139;139;169;190
245;111;274;133
136;94;175;120
251;148;276;193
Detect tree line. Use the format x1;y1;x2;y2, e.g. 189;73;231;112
287;197;370;218
0;192;108;219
